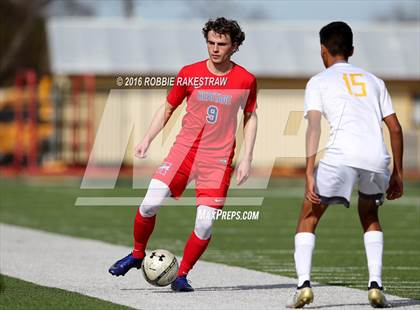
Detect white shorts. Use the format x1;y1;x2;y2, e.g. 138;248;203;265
315;162;390;207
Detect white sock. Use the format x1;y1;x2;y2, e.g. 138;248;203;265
364;231;383;288
294;232;316;287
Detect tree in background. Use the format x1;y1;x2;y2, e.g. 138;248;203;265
0;0;94;85
375;2;420;22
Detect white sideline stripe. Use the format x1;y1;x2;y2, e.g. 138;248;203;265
74;195;419;207
74;197;264;206
267;190;420;206
0;224;418;310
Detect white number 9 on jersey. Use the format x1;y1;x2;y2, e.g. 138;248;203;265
206;105;218;124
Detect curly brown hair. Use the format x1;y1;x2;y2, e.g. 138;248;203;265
202;17;245;52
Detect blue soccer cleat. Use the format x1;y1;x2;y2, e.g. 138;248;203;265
171;275;194;292
108;253;142;276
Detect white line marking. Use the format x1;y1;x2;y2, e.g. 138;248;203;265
74;197;264;206
1;224;418;310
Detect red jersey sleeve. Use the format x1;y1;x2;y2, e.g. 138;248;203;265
167;67;187;107
244;77;257;113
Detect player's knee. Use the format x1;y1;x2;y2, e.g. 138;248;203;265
139;195;163;217
358;202;378;218
139;179;170;217
360;211;379;225
359;205;379;227
194;221;213;240
194;205;215;240
359;209;378;220
139;203;160;217
302;208;320;226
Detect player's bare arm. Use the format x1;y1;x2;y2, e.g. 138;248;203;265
305;110;322;204
383;113;404;200
135;102;177;158
237;111;258;185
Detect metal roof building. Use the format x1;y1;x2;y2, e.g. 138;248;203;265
47;19;420;80
45;19;420;170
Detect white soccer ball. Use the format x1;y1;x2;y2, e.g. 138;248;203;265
141;249;179;287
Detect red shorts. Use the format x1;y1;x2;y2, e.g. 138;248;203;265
152;144;233;209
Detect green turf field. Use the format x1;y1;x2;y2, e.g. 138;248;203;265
0;176;419;302
0;274;132;309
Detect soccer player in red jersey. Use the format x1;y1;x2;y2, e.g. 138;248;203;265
109;17;258;292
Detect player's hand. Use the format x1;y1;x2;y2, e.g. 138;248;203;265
134;139;150;158
236;159;251;185
305;175;321;204
386;171;403;200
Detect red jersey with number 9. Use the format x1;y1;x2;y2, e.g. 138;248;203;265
167;60;257;160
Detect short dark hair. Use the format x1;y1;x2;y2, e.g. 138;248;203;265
319;21;353;58
202;17;245;51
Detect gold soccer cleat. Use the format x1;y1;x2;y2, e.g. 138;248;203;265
287;285;314;308
368;282;391;308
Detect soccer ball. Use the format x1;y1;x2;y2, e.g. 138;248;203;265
141;249;178;287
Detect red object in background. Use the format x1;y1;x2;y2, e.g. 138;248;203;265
26;70;38;170
13;74;25;170
85;75;95;158
71;76;81;164
13;70;39;171
70;75;95;164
